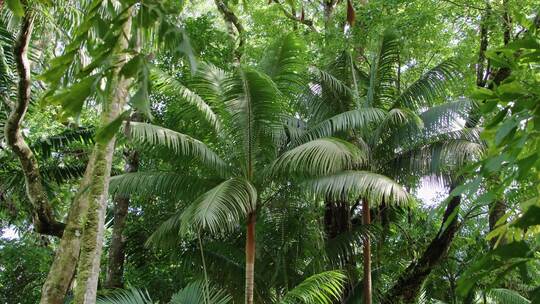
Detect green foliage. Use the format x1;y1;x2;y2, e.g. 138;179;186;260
96;288;152;304
278;271;346;304
0;238;53;304
170;281;232;304
2;1;540;304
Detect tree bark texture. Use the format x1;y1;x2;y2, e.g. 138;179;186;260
245;212;256;304
4;10;65;238
41;9;133;304
105;149;139;289
72;13;133;303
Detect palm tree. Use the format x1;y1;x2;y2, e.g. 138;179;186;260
112;34;329;303
286;29;481;303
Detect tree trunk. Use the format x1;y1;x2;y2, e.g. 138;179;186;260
72;14;133;303
245;212;256;304
488;199;506;248
105;150;139;289
362;199;372;304
41;9;133;304
40;156;97;304
5;9;65;238
381;191;461;304
324;199;355;301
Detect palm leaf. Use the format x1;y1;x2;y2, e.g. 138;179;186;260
388;138;484;177
367;30;399;107
293;108;386;146
272;138;366;177
31;127;94;158
151;67;221;132
260;33;306;94
393;60;460;110
305;170;411;205
109;172;214;201
221;67;283;171
123;122;229;176
488;288;531;304
96;288;152;304
279;271;346;304
170;280;232;304
180;178;257;234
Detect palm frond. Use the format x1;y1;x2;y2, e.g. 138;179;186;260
293;108;386;146
419;98;473;135
367;30;399;107
305;171;411;205
393;60;460;110
488;288;531;304
388;138;484;177
222;67;283;170
123;122;229;176
151;67;221;132
260;33;306;94
96;288;152;304
42;163;87;184
170;280;232;304
31;127;94;158
180;178;257;234
272;138;366;177
311;67;353;97
279;271;346;304
371;108;423;147
191;63;229;104
109;172;213;201
325;224;378;268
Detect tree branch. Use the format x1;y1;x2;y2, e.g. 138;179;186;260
4;9;65;237
272;0;317;32
214;0;245;60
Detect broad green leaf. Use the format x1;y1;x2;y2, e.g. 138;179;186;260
497;81;526;101
6;0;24;17
46;75;99;119
470;87;494;100
512;206;540;230
95;111;131;144
494;117;518;146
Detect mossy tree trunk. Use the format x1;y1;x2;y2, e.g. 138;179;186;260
40;9;133;304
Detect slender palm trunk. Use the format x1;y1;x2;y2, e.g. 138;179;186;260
362;199;372;304
245;212;256;304
105;149;139;288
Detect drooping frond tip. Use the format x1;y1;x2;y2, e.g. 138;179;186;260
305;170;412;206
